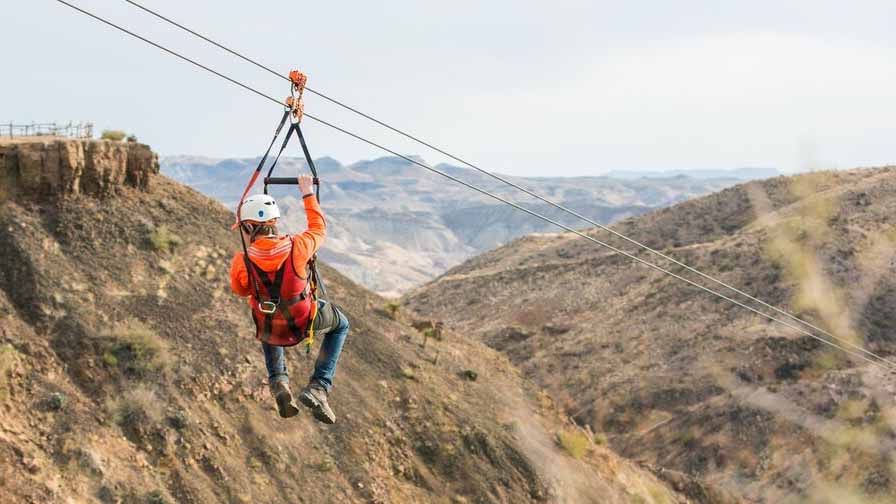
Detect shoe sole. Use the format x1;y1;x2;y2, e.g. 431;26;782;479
299;391;336;424
275;393;300;418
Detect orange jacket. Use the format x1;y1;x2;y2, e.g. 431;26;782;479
230;195;326;298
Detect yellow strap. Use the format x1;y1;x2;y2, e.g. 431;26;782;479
305;277;318;354
305;306;316;354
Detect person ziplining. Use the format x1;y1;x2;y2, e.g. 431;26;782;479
228;71;349;423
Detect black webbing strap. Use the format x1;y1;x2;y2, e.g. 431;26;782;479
295;124;319;190
256;111;291;179
250;261;285;343
239;110;291;304
263;124;298;195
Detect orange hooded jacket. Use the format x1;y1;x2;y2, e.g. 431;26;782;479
229;195;326;299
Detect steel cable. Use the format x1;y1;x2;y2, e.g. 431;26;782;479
54;0;896;373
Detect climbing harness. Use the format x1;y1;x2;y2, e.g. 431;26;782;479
235;70;328;353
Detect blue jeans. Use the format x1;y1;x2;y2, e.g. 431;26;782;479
262;300;349;391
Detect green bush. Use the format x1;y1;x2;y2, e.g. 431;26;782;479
167;410;189;430
145;489;168;504
148;225;182;253
384;301;401;320
101;320;170;378
48;392;67;411
100;130;127;141
556;430;591;459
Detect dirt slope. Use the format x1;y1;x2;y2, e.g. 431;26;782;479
0;138;687;504
407;167;896;503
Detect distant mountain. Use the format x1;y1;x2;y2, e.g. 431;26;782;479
163;155;772;295
605;167;780;180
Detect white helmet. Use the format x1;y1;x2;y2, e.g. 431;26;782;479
239;194;281;223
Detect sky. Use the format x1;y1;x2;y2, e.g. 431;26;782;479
3;0;895;176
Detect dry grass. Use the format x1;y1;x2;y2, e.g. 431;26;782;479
107;384;164;427
148;225;182;253
557;430;591;460
100;130;127;141
101;319;170;378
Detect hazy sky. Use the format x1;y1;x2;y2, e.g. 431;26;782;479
5;0;895;176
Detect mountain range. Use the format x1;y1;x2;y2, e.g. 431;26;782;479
163;156;772;296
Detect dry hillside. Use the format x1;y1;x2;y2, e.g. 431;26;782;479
407;167;896;503
0;137;691;504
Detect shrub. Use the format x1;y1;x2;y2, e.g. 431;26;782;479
421;327;435;348
109;384;164;428
145;489;168;504
148;225;182;253
167;410;189;430
100;130;127;141
556;430;591;459
101;320;170;378
384;301;401;320
48;392;67;411
126;134;138;143
593;432;608;446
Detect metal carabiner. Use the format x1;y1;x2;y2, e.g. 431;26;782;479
258;300;279;314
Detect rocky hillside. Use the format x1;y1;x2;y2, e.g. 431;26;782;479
163;155;754;296
407;166;896;503
0;137;691;504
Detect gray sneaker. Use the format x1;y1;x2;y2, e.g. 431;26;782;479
299;381;336;424
270;381;299;418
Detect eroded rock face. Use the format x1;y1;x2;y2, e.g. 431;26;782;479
0;138;158;199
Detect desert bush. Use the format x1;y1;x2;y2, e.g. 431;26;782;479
593;432;608;446
421;327;434;348
556;430;591;459
108;384;164;428
101;319;170;378
48;392;67;411
148;225;182;253
145;489;168;504
384;301;401;320
167;410;189;430
126;134;138;143
100;130;127;141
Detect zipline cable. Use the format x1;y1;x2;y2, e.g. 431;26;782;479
53;0;896;373
119;0;894;368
